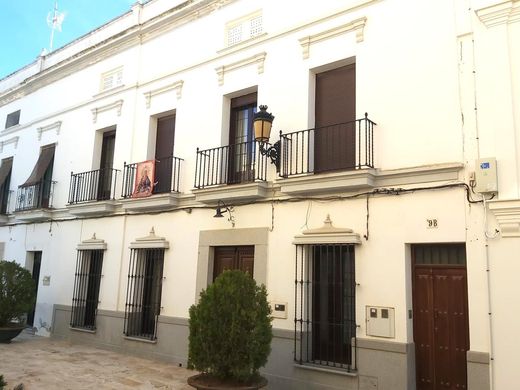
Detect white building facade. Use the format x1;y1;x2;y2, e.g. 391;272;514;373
0;0;518;389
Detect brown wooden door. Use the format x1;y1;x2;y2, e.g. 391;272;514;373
315;63;356;172
154;115;176;194
412;245;469;390
228;93;257;184
213;246;254;280
98;130;116;200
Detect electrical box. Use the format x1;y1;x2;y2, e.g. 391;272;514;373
366;306;395;338
474;158;498;194
271;301;288;319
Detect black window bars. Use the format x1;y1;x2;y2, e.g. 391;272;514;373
70;249;104;330
124;248;164;341
294;244;357;371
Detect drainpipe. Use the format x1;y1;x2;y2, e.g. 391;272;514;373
483;197;497;390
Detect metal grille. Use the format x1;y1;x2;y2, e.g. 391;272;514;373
227;24;242;46
249;15;263;38
413;243;466;266
124;248;164;340
68;168;119;204
294;244;357;371
280;114;376;178
194;141;268;188
70;250;104;330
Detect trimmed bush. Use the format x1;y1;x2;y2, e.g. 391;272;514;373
188;270;272;383
0;374;6;390
0;260;36;327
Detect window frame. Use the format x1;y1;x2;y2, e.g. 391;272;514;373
225;10;263;47
294;243;357;371
70;249;104;331
5;110;20;129
123;247;165;341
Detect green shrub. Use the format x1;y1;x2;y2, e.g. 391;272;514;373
188;270;272;383
0;260;36;327
0;374;7;390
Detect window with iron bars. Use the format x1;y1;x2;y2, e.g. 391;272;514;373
70;250;104;330
124;248;164;341
294;244;357;371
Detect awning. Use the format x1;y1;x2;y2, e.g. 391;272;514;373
0;158;13;188
21;144;55;188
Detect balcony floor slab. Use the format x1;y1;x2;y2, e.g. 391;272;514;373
66;201;117;217
120;192;180;211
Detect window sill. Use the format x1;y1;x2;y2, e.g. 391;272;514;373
293;363;357;377
123;336;157;344
217;33;268;55
69;326;96;334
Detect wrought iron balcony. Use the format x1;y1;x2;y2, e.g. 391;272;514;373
194;140;269;189
68;168;119;204
121;156;183;198
16;180;56;211
279;113;376;178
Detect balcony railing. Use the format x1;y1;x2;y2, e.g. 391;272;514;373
16;180;56;211
194;140;268;189
121;156;183;198
68;168;119;204
279;113;376;178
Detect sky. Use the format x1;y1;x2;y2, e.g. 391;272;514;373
0;1;136;79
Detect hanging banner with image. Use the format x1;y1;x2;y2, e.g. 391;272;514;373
132;160;155;198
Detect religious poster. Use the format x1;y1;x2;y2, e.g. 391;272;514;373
132;160;155;198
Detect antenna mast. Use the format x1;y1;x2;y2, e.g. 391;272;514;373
47;1;64;52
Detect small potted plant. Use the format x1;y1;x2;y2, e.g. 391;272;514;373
187;270;272;389
0;260;36;343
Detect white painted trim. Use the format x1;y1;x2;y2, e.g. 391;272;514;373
0;136;19;153
215;52;266;86
299;17;367;59
143;80;184;109
476;1;520;27
488;199;520;237
91;100;124;123
37;121;62;141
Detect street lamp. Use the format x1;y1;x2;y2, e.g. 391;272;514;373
253;105;280;171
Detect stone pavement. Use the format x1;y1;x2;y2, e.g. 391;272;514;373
0;332;193;389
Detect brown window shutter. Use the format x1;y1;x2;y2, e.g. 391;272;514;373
21;144;55;188
0;158;13;188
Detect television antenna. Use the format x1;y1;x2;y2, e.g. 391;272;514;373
47;1;65;52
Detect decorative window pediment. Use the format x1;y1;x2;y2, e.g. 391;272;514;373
293;215;361;245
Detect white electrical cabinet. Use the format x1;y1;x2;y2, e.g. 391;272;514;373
474;157;498;194
366;306;395;338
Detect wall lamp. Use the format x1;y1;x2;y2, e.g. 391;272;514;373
253;105;280;171
213;200;235;227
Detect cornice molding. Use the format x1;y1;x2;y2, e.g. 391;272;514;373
488;199;520;237
143;80;184;109
215;52;266;86
476;0;520;27
0;0;238;106
299;17;367;59
91;100;123;123
0;136;19;153
37;121;62;141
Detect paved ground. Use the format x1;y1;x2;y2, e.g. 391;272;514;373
0;332;193;389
